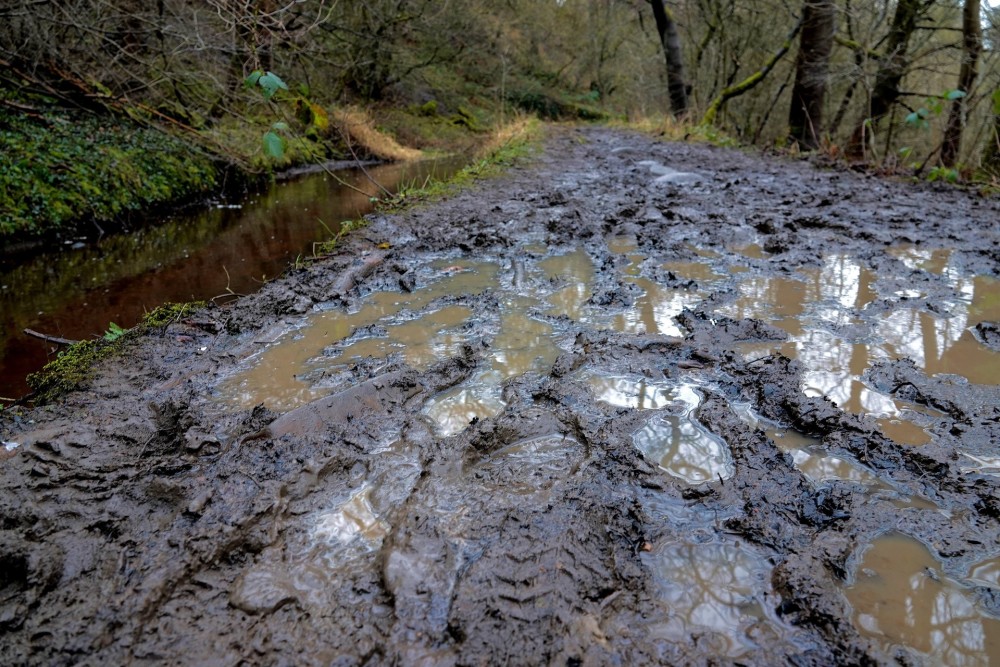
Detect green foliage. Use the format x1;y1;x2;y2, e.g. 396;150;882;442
262;127;288;160
905;90;966;129
102;322;126;341
992;89;1000;116
26;338;107;403
27;301;206;403
142;301;206;327
0;107;218;238
244;70;289;100
926;166;960;183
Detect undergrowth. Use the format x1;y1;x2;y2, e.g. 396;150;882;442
0;108;218;238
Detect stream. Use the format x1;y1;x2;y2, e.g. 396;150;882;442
0;158;464;399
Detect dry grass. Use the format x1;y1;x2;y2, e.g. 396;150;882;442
333;107;423;161
471;114;540;159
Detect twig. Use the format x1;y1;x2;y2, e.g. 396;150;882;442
23;329;79;345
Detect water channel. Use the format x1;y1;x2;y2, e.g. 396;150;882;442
0;158;464;399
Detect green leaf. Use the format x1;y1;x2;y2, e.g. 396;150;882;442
945;89;966;101
243;70;263;89
103;322;126;341
271;121;290;131
992;89;1000;115
258;72;289;100
262;131;286;160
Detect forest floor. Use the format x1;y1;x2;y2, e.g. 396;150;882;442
2;125;1000;665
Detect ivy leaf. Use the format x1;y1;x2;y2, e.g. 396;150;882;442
945;89;966;101
262;130;286;160
258;72;289;100
243;70;263;89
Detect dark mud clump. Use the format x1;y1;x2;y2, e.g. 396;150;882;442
2;127;1000;665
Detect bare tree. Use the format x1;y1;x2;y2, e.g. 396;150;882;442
845;0;929;158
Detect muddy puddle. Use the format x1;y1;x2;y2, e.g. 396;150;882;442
846;533;1000;665
3;127;1000;665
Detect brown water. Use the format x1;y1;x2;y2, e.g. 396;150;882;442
846;533;1000;665
0;158;465;400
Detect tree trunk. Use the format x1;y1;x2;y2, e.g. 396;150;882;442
845;0;925;158
648;0;689;117
984;90;1000;175
788;0;836;150
940;0;981;167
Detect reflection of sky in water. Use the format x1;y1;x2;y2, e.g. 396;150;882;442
730;253;999;445
422;371;506;437
644;541;772;657
586;374;699;411
847;534;1000;666
635;415;734;484
312;485;387;547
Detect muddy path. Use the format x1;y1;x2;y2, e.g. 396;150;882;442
2;126;1000;665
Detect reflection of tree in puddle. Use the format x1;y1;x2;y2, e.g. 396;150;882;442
634;413;734;484
878;277;1000;385
847;533;1000;665
644;541;772;657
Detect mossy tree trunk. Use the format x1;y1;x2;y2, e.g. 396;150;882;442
845;0;928;158
940;0;981;167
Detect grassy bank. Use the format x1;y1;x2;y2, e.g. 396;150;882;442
0;108;219;240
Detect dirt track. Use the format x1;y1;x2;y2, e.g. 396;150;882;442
2;126;1000;665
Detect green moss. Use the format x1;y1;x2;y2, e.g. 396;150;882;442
26;338;112;403
142;301;207;327
26;301;207;403
0;105;219;238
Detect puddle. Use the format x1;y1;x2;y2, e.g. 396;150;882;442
221;260;498;410
585;373;695;411
846;533;1000;665
423;295;563;436
470;434;580;494
312;485;388;546
539;248;594;320
890;246;954;275
335;305;472;371
967;556;1000;587
959;453;1000;477
642;539;779;657
635;415;734;484
880;300;1000;386
607;242;701;337
735;405;879;484
663;261;725;283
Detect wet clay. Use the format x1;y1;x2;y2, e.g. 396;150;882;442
2;127;1000;665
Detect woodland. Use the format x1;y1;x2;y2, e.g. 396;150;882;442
1;0;999;214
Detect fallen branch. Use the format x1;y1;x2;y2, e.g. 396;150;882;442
24;329;79;346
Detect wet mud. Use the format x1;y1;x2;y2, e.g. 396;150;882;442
2;127;1000;665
